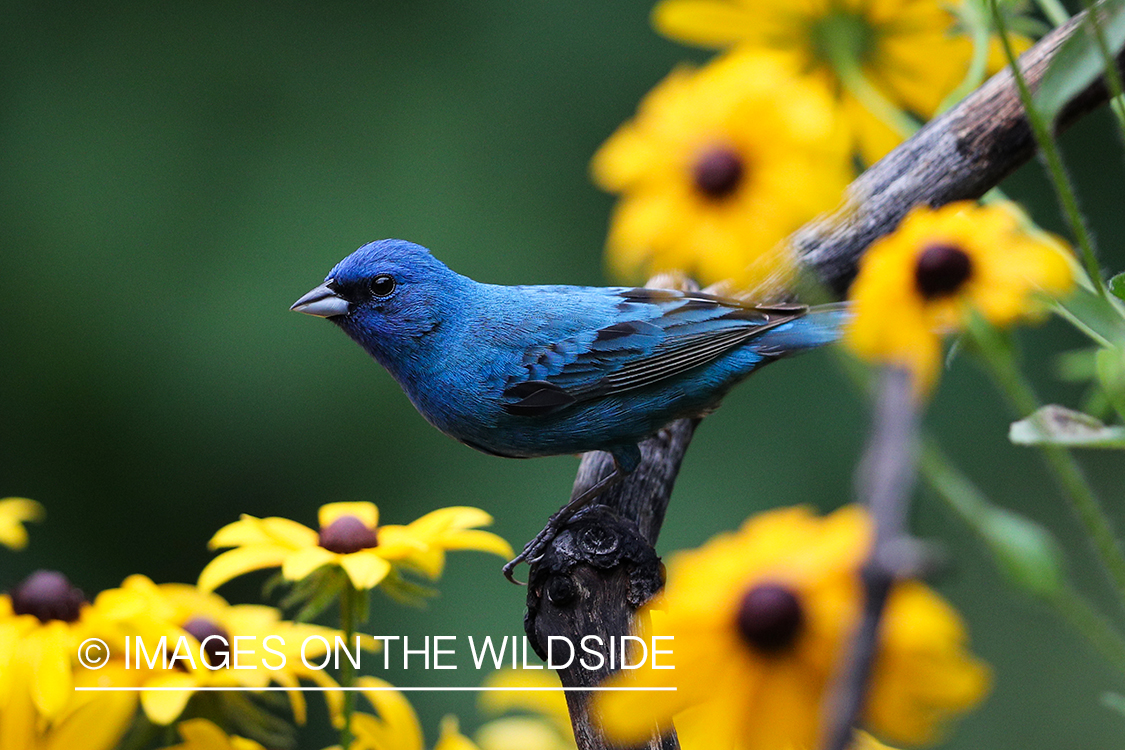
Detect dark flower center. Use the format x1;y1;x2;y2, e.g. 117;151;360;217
318;515;379;554
183;617;231;667
915;243;973;299
9;570;87;623
736;583;804;655
692;147;745;200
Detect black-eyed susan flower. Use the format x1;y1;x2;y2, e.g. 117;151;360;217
845;201;1075;394
198;502;511;593
651;0;1033;163
592;506;989;750
0;571;99;720
156;719;266;750
93;574;341;727
0;569;141;749
0;498;44;551
592;50;851;293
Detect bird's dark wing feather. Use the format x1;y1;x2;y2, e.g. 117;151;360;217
501;288;805;416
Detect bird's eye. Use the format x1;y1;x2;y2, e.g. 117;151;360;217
369;274;396;298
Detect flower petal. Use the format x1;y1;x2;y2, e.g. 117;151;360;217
0;497;44;550
340;551;392;590
354;676;424;750
30;623;73;718
652;0;761;48
437;529;514;559
319;502;378;530
407;506;494;537
46;691;138;750
433;715;481;750
140;672;197;725
280;546;338;582
197;545;289;593
473;716;572;750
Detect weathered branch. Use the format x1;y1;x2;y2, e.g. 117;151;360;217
796;11;1124;296
525;419;696;750
525;7;1122;750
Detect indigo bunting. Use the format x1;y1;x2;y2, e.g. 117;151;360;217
293;239;847;580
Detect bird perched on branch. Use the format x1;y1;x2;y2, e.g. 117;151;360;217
292;239;847;581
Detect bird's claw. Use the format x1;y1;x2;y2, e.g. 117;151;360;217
502;535;553;585
501;559;525;586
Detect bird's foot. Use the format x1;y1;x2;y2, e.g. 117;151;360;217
502;534;553;585
502;468;624;585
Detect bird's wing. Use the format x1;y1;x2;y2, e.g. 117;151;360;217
500;288;805;417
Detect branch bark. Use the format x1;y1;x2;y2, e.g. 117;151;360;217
796;11;1124;295
525;7;1122;750
525;419;696;750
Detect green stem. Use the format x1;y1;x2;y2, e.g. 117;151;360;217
1077;0;1125;137
1035;0;1072;27
941;1;993;111
1052;298;1115;348
1052;583;1125;673
919;442;1125;672
339;581;357;750
918;440;988;527
973;320;1125;611
990;0;1107;298
824;37;920;142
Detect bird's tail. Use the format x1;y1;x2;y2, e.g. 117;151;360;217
756;302;851;355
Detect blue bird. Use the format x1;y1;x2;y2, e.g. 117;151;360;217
292;239;847;581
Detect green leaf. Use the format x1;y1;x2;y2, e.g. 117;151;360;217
1102;692;1125;719
280;566;344;622
1095;347;1125;421
1055;347;1098;381
1035;0;1125;123
1110;271;1125;301
980;506;1066;599
221;691;297;750
1010;404;1125;448
1054;285;1125;347
378;568;438;607
261;570;288;599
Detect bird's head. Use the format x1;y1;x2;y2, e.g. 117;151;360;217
291;239;465;364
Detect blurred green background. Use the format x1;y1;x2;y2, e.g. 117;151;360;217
2;1;1124;747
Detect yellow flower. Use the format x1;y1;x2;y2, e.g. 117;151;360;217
469;671;902;750
844;201;1076;393
0;570;139;749
0;498;44;550
0;571;101;719
592;50;851;293
156;719;266;750
592;506;989;750
331;677;479;750
652;0;1032;163
475;670;574;750
93;574;342;726
198;502;512;593
0;667;137;750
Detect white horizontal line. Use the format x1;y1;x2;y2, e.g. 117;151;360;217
74;686;675;692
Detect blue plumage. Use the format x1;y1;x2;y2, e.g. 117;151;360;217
291;239;847;577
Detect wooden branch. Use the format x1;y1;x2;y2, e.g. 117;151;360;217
796;11;1124;296
525;419;696;750
821;368;920;750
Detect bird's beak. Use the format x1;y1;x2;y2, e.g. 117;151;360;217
290;280;350;318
